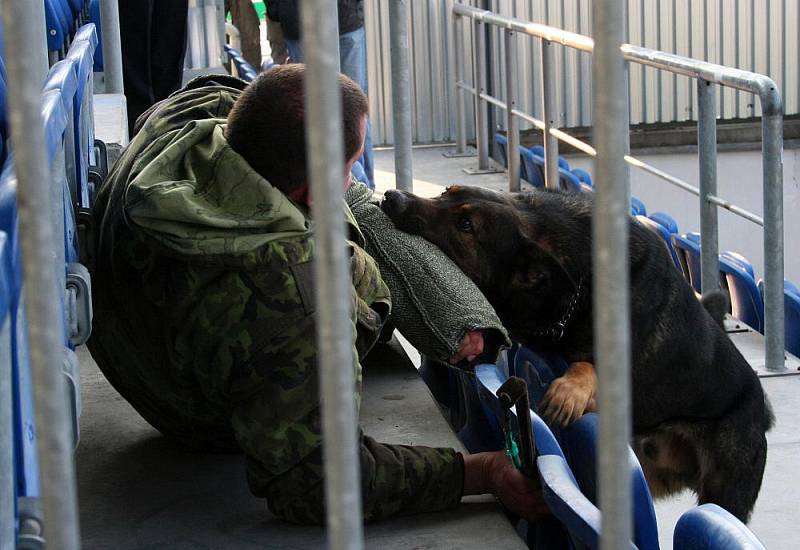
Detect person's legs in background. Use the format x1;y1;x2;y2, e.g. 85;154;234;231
286;28;374;189
266;15;289;64
339;27;374;189
118;0;155;136
150;0;189;102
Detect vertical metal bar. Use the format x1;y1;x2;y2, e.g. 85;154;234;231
389;0;414;192
1;322;12;550
187;0;207;68
203;0;223;67
697;79;720;294
762;105;785;372
473;19;489;169
30;0;49;80
505;29;520;192
300;1;364;549
592;0;632;548
2;0;81;547
454;15;467;154
541;39;560;189
99;0;125;94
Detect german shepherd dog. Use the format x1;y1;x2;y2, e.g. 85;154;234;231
381;185;773;522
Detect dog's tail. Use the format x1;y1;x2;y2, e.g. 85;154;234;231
695;381;774;523
701;290;729;329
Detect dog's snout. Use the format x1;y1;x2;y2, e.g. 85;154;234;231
381;189;412;218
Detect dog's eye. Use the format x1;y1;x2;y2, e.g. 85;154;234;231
457;217;473;232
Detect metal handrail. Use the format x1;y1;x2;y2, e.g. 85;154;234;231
452;3;785;374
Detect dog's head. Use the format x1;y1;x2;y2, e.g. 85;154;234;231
381;185;584;303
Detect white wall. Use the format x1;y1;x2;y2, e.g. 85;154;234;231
566;148;800;284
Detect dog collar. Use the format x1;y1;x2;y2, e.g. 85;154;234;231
525;277;584;341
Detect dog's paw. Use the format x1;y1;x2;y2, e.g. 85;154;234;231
539;362;597;427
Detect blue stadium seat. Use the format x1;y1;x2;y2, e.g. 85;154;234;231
0;160;42;507
65;35;96;208
630;196;647;216
520;145;586;192
673;504;766;549
648;212;678;234
510;345;567;409
636;215;681;269
560;413;661;550
671;232;702;292
721;251;755;279
719;255;764;332
757;279;800;358
494;132;526;180
537;454;605;549
43;58;80;206
73;22;98;50
0;69;7;166
572;168;592;187
89;0;104;71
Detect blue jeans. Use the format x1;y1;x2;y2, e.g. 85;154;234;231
287;27;375;189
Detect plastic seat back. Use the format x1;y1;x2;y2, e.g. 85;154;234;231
720;251;754;278
630;196;647;216
648;212;678;234
560;413;660;550
66;38;96;208
43;58;80;207
757;279;800;358
671;232;702;292
719;255;764;332
572;168;592;187
538;454;604;550
636;215;681;269
45;0;68;52
673;504;766;549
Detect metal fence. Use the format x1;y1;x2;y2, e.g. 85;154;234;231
452;4;786;373
365;0;796;145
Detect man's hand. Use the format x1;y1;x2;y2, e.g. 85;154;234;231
448;330;485;364
462;451;550;522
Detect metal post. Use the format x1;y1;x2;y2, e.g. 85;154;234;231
203;0;223;67
187;0;207;68
541;39;559;189
99;0;125;94
2;0;81;547
592;0;632;548
1;321;12;550
30;0;49;81
471;19;490;171
389;0;413;192
505;29;520;192
301;1;364;549
762;103;786;372
697;79;719;294
444;15;473;159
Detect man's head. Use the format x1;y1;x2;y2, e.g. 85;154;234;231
224;64;368;201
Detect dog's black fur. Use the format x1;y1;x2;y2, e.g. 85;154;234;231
382;185;774;522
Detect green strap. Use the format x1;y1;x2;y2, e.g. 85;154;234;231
504;429;523;470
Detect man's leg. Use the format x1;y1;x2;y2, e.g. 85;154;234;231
118;0;155;136
285;38;304;63
150;0;189;103
339;27;374;189
228;0;262;68
266;15;289;64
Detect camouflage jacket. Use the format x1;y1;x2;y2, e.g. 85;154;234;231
88;76;463;524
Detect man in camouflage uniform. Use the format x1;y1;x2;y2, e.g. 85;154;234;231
89;66;544;523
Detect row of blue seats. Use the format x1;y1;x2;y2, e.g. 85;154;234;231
494;132;800;357
637;212;800;357
45;0;92;59
0;23;98;545
449;345;767;548
495;133;649;217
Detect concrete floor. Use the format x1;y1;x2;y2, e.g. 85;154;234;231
77;339;525;549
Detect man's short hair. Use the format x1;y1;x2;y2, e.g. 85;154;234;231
224;64;369;194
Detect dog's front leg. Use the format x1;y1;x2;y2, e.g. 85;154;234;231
539;361;597;426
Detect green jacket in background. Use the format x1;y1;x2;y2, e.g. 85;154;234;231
88;76;463;524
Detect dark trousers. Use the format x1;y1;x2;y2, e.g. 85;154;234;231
119;0;189;136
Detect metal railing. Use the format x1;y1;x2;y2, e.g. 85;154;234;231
452;3;786;375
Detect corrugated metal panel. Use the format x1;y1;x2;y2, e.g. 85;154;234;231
366;0;795;145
